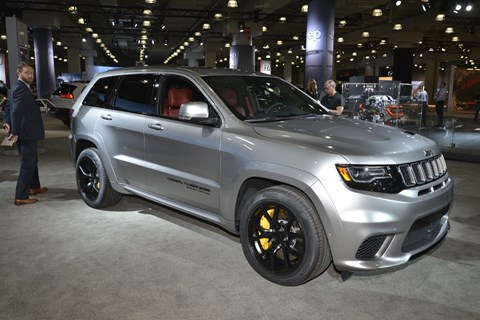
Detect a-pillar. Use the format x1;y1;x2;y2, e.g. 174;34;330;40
33;28;57;99
305;0;335;88
229;32;254;72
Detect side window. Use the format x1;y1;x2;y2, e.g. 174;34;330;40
114;74;157;115
161;76;213;119
83;76;119;108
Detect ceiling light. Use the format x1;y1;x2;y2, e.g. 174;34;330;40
337;37;344;43
435;14;445;21
68;6;78;14
214;13;223;20
78;17;86;24
1;35;7;40
362;31;370;37
339;20;347;27
143;20;151;27
143;9;152;15
225;42;230;48
395;1;402;6
227;0;238;8
195;31;202;36
380;39;386;44
301;5;308;13
293;35;299;40
422;3;429;12
466;4;473;11
262;25;267;32
85;27;93;32
145;0;156;3
357;43;363;48
279;16;287;23
92;33;98;38
263;42;269;49
202;23;210;30
82;35;87;42
445;27;454;33
393;24;402;30
452;36;459;42
188;37;195;42
277;40;283;45
352;52;357;56
372;9;383;16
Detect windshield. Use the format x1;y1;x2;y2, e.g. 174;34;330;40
203;75;328;121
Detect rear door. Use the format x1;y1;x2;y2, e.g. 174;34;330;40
91;73;158;190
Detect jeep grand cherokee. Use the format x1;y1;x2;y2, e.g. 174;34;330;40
69;67;453;286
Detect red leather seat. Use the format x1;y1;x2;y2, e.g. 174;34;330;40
165;88;192;117
220;88;245;116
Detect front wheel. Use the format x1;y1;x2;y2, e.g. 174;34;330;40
239;185;331;286
75;148;122;208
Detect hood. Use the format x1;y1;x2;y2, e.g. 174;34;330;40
251;116;439;164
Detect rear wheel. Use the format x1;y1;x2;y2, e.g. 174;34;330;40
75;148;122;208
239;185;331;286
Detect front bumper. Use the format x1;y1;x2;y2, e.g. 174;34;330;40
310;173;453;272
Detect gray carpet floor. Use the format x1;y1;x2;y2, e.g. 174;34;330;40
1;116;479;320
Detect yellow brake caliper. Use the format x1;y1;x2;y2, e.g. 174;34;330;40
259;208;275;250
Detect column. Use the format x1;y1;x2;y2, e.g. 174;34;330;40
229;32;254;72
33;27;56;99
81;49;97;81
305;0;335;88
425;57;437;104
67;47;81;74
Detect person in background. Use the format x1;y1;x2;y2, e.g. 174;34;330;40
415;84;428;126
475;92;480;123
6;62;48;205
320;79;344;116
305;78;319;100
434;81;447;127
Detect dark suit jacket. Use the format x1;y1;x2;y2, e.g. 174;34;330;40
10;79;45;140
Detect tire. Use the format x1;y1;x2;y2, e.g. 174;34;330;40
239;185;332;286
75;148;122;208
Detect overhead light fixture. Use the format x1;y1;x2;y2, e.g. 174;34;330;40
91;33;98;38
195;31;202;36
372;9;383;16
227;0;238;8
68;6;78;14
202;23;210;30
339;20;347;27
301;5;308;13
82;35;87;42
466;4;473;11
263;41;269;49
277;40;283;45
131;18;138;27
422;3;429;12
143;20;151;27
337;37;344;43
435;14;445;21
352;52;357;56
78;17;86;24
214;13;223;20
143;9;152;15
393;24;402;30
262;25;267;32
279;16;287;23
445;27;454;33
357;43;363;48
452;36;459;42
164;37;168;45
145;0;156;3
85;27;93;33
380;39;386;44
188;37;195;42
362;31;370;37
395;1;402;6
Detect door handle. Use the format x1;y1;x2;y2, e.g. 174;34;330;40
100;114;113;120
148;122;164;131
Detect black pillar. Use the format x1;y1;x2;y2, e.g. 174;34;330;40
305;0;335;88
393;48;413;84
33;28;56;99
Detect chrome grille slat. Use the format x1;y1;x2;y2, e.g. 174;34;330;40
397;155;447;189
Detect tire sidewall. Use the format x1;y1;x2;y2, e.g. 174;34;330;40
76;148;109;208
239;186;326;286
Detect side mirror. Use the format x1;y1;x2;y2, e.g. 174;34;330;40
179;101;220;127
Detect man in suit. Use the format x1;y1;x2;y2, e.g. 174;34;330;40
4;62;47;205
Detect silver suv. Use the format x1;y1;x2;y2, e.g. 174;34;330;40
70;67;453;286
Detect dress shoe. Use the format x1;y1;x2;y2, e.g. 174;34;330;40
14;198;39;205
28;187;48;195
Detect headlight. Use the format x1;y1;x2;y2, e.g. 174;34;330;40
336;164;404;193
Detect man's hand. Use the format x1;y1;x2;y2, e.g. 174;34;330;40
2;123;10;134
7;134;18;143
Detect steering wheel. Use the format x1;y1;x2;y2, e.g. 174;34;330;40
265;102;286;114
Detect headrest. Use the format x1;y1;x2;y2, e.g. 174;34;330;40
220;89;238;106
167;88;192;107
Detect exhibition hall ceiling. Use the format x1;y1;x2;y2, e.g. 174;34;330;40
1;0;479;67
